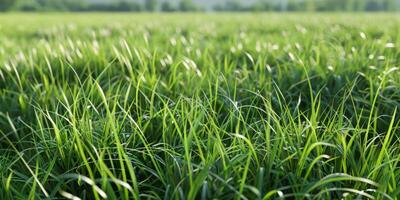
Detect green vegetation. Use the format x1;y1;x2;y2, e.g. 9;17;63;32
1;13;400;199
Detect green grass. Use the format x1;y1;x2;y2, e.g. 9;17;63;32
1;13;400;199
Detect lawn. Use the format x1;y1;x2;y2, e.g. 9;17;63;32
1;13;400;199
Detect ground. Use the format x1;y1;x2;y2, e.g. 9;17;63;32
0;13;400;199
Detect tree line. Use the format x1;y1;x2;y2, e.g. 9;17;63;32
0;0;399;12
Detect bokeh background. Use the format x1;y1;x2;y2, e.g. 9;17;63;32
0;0;399;12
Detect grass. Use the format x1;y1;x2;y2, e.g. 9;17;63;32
1;13;400;199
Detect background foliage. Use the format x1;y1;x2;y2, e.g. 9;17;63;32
1;0;400;12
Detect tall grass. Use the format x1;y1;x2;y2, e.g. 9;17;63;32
1;13;400;199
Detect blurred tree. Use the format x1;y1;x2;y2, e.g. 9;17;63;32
0;0;15;11
35;0;67;11
179;0;197;11
252;0;273;11
366;0;384;11
5;0;400;12
386;0;396;11
226;0;242;11
65;0;88;11
306;0;315;11
287;0;300;11
334;0;347;10
15;0;40;11
114;0;143;11
161;1;176;12
280;0;288;11
346;0;355;11
355;0;367;11
213;3;224;11
145;0;157;11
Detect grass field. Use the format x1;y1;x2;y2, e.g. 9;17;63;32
1;13;400;199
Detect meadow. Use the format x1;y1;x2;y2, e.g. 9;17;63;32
1;13;400;199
